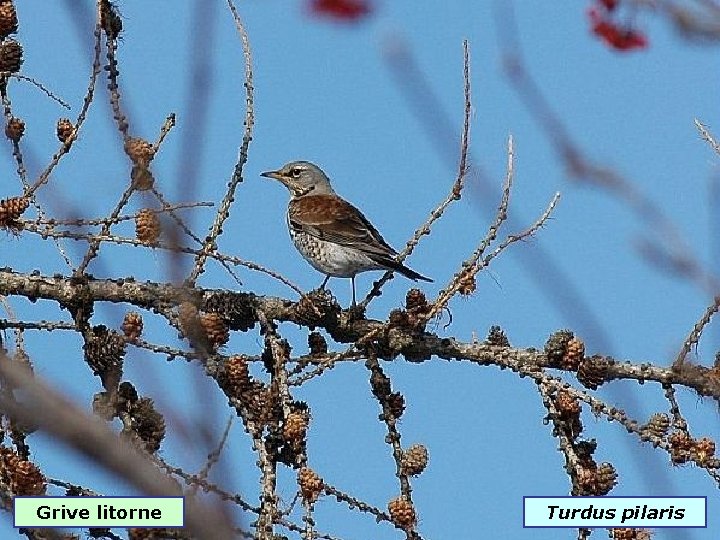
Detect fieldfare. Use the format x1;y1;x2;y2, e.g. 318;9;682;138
262;161;432;304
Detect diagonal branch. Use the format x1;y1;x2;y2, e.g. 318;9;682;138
186;0;255;286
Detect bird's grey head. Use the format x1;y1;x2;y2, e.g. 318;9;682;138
261;161;335;198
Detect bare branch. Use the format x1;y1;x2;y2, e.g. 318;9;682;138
0;351;237;540
361;40;472;308
186;0;256;285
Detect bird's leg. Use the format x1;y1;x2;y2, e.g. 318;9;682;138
320;275;330;290
347;277;366;319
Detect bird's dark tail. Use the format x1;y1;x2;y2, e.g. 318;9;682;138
375;257;433;282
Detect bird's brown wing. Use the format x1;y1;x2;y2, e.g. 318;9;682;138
289;194;433;283
288;195;397;258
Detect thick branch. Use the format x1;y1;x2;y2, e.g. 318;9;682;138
1;269;718;401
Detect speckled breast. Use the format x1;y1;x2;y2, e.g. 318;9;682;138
287;218;382;278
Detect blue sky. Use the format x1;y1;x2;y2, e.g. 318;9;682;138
1;1;719;539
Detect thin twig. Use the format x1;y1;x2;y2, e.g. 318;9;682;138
663;384;686;430
31;202;213;227
47;478;100;497
154;112;177;152
673;296;720;368
276;517;347;540
537;379;583;491
188;416;233;496
74;183;136;276
8;73;71;109
21;222;302;294
104;22;131;141
288;351;365;386
151;188;245;287
259;311;292;420
365;352;416;538
187;0;255;285
479;192;561;271
496;2;691;261
154;455;259;514
0;320;76;333
361;40;472;308
424;137;519;320
27;10;103;197
322;482;392;523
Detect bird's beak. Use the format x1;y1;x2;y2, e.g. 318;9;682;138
261;170;282;181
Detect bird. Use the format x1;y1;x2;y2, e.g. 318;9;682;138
261;161;432;305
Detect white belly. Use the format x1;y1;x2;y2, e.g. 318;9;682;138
289;229;383;277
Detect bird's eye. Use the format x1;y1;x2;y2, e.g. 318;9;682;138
289;167;302;178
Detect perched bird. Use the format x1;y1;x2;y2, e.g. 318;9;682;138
262;161;432;304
